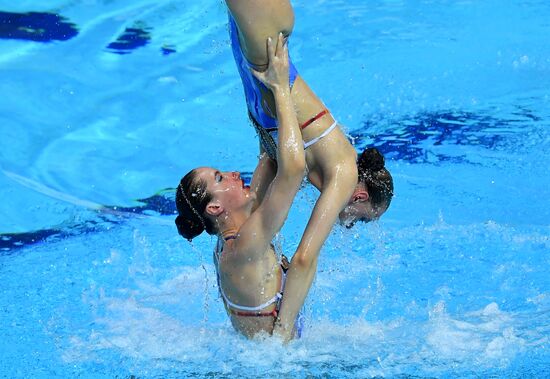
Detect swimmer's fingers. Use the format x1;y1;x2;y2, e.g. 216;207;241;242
250;36;274;83
275;32;288;62
251;34;289;91
267;34;276;61
274;33;289;75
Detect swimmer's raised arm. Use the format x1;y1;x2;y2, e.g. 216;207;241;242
236;34;305;253
249;147;276;212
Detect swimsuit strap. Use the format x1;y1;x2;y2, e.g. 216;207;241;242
300;109;328;129
304;119;339;149
229;308;278;318
220;289;283;312
214;235;237;263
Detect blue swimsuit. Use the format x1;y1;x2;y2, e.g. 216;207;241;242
229;15;298;159
229;15;339;160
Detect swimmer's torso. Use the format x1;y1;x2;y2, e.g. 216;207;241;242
217;243;282;337
291;76;358;191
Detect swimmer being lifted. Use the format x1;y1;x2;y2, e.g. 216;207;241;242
223;0;394;341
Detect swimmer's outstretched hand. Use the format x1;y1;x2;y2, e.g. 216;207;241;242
251;33;290;93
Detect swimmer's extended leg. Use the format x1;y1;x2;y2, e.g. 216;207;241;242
225;0;294;67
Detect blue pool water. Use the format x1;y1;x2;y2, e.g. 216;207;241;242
1;0;549;377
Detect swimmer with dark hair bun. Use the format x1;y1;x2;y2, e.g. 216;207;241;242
176;0;393;341
175;172;216;241
339;148;394;228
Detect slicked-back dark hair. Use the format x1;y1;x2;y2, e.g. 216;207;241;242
175;169;217;240
357;148;394;208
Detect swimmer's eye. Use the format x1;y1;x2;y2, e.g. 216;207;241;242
215;172;222;183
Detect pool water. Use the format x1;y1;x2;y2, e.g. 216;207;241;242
1;0;549;377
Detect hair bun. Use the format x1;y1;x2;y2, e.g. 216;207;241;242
360;147;385;171
175;214;204;241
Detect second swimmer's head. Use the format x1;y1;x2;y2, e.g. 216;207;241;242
338;147;394;228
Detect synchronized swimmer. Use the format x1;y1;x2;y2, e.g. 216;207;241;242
175;0;394;341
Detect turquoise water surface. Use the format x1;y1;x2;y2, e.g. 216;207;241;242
0;0;549;377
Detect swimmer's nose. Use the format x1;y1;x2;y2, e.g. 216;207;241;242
232;171;240;180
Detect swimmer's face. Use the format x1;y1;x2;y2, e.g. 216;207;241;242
195;167;253;213
338;194;388;228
